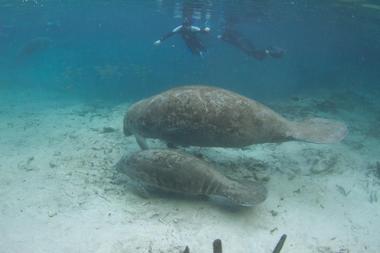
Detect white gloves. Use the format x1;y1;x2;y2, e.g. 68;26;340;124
154;40;161;46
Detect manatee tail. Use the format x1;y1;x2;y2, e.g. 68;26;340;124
289;118;348;144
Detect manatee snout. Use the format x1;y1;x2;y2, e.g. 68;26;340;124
223;181;268;207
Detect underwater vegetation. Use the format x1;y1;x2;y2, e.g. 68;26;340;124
181;235;287;253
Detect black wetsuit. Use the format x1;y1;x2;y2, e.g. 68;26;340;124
219;27;284;60
157;24;209;56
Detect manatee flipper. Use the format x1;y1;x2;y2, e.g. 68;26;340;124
289;118;348;144
135;134;149;150
130;181;151;198
123;120;132;136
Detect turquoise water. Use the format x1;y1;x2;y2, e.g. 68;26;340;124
1;1;380;252
1;0;379;101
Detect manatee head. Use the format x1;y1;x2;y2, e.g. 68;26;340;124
221;180;268;207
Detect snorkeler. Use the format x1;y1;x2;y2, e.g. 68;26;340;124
154;18;211;57
218;22;285;60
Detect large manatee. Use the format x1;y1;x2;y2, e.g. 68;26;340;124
124;85;347;149
117;149;267;207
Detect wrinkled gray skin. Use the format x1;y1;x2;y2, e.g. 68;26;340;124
117;149;267;207
124;85;290;148
124;85;347;149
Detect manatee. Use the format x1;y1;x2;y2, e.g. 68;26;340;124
117;149;267;207
16;37;52;63
124;85;348;149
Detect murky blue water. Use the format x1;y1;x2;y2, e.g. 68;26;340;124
1;0;379;101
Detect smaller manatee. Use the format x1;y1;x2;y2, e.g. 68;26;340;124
117;149;267;207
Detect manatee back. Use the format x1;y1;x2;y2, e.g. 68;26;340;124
118;149;226;196
218;179;268;207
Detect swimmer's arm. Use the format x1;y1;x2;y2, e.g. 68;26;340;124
191;26;210;33
154;25;183;45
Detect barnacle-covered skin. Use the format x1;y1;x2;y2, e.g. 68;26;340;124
117;149;267;206
124;85;291;147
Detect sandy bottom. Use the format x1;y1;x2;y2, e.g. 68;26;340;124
0;87;379;253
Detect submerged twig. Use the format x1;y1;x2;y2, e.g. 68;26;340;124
181;234;287;253
183;246;190;253
213;239;222;253
336;185;351;197
272;234;287;253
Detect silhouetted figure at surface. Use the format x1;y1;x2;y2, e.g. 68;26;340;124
218;23;285;60
154;18;210;57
